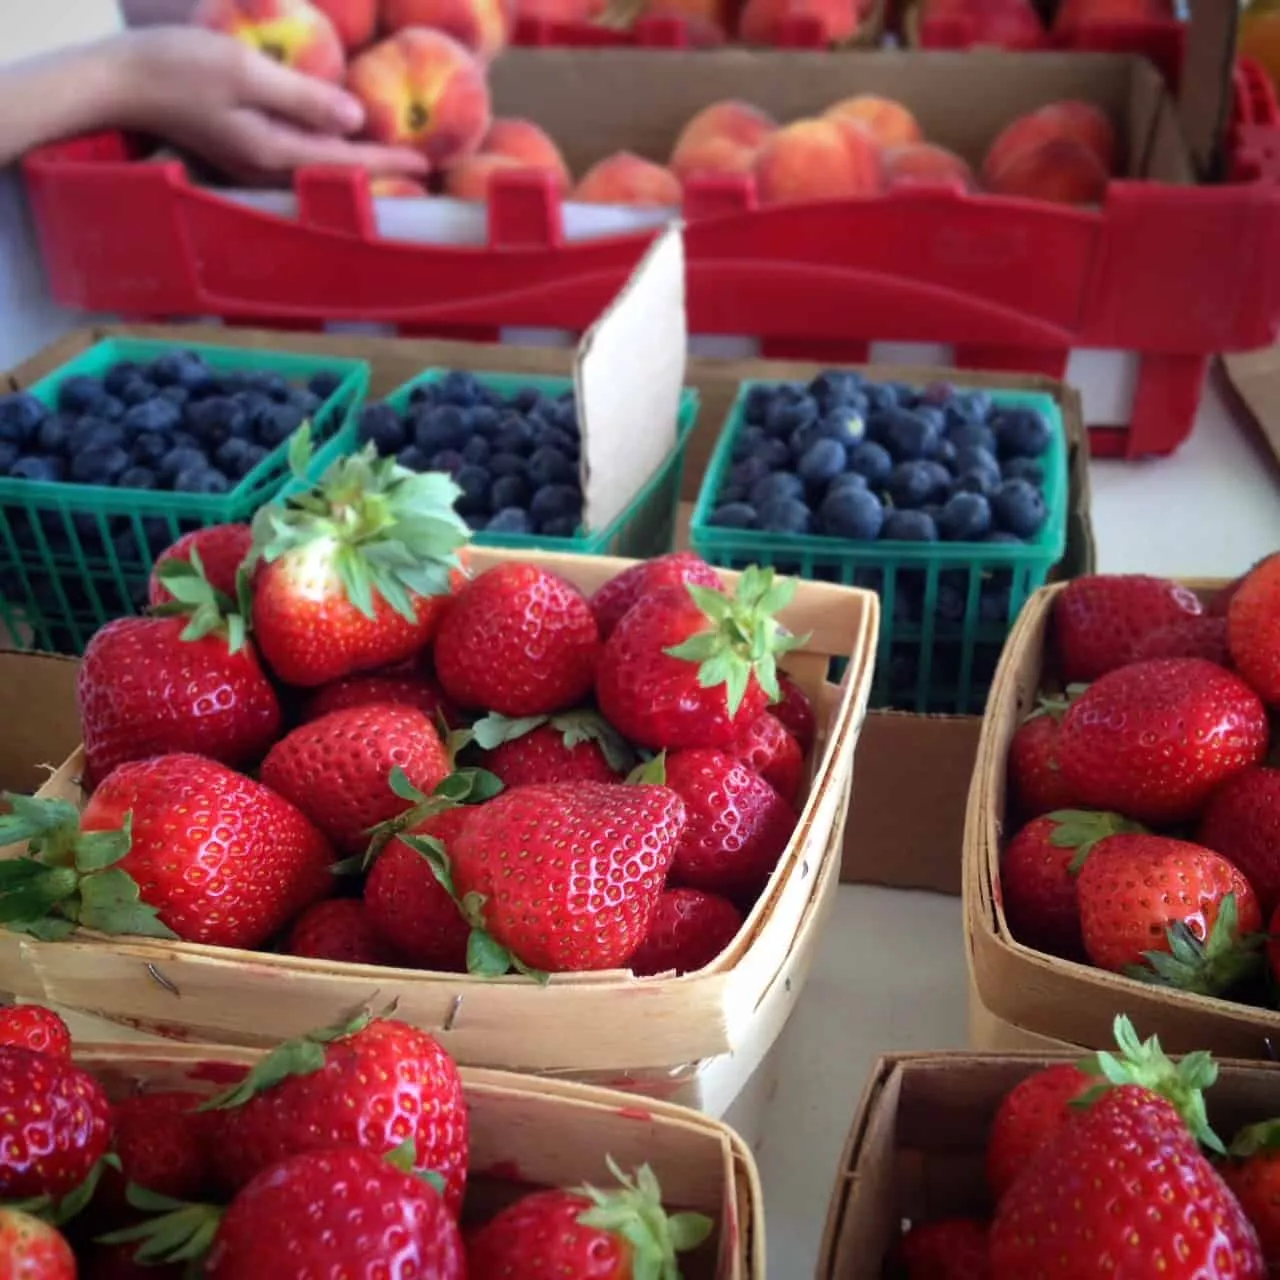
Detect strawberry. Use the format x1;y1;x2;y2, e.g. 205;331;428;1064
261;703;450;854
250;438;469;688
1130;614;1232;666
99;1091;214;1214
1228;553;1280;704
1197;767;1280;914
894;1218;989;1279
0;755;335;949
78;561;281;786
300;670;458;727
989;1084;1263;1278
1052;573;1203;683
147;523;253;607
364;808;472;971
728;712;805;803
469;709;633;788
1007;698;1081;819
204;1146;465;1279
772;672;816;753
1075;833;1263;993
0;1045;112;1201
588;551;722;640
79;1242;184;1279
467;1159;712;1280
1056;658;1269;824
205;1010;469;1214
1224;1121;1280;1270
986;1064;1091;1202
999;810;1141;960
596;567;805;751
448;781;686;974
662;749;796;904
628;887;743;976
433;563;601;717
0;1005;72;1058
0;1208;75;1279
284;898;398;966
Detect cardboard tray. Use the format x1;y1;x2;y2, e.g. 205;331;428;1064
817;1050;1280;1278
960;577;1280;1060
75;1045;764;1280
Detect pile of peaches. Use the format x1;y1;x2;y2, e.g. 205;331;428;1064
914;0;1172;51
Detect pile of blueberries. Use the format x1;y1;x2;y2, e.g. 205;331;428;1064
706;371;1055;545
355;372;585;538
0;350;344;497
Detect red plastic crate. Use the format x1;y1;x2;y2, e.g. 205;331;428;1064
1229;56;1280;183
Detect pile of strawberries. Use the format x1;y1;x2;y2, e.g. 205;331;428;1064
892;1016;1280;1277
0;1001;714;1277
0;433;815;982
999;559;1280;1001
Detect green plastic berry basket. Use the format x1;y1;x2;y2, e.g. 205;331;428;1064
325;368;700;560
0;338;369;656
689;380;1069;715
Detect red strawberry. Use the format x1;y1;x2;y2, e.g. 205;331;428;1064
78;596;281;787
589;551;722;640
1210;573;1251;617
101;1090;213;1212
1228;553;1280;704
1130;615;1232;666
0;1004;72;1058
301;670;459;727
1056;658;1269;825
628;887;743;976
772;672;816;753
470;709;632;788
989;1085;1263;1278
1224;1121;1280;1271
261;703;450;854
0;1045;112;1200
80;1242;184;1279
284;898;398;966
999;810;1140;960
1197;767;1280;915
207;1012;469;1214
205;1146;465;1279
449;781;686;974
0;1208;75;1279
364;808;472;971
1007;700;1081;819
467;1160;712;1280
433;563;600;716
1052;574;1203;683
662;749;796;904
894;1218;989;1279
147;523;253;607
1075;833;1263;992
0;755;335;949
728;712;804;803
986;1064;1091;1201
250;442;469;687
596;567;804;751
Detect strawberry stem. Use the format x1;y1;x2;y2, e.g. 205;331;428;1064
1043;810;1146;875
1124;894;1264;999
151;547;251;654
361;766;503;869
96;1185;223;1267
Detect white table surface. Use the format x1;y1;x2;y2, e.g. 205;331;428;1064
764;377;1280;1278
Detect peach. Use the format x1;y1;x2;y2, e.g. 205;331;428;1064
641;2;729;44
982;101;1117;185
371;176;430;195
482;118;571;187
752;116;884;205
383;0;515;59
825;95;922;148
1055;0;1167;28
884;143;974;190
922;0;1046;45
984;136;1110;204
310;0;377;49
347;29;491;168
738;0;860;45
444;152;566;198
670;100;776;178
514;0;598;21
572;153;683;207
192;0;345;81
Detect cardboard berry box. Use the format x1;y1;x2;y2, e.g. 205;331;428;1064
817;1049;1280;1277
74;1043;763;1280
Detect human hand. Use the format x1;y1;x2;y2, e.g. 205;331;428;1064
114;26;428;184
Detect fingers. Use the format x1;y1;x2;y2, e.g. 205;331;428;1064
224;113;429;181
234;47;366;137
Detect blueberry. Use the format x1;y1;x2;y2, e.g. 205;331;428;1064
992;479;1048;538
887;460;946;509
150;351;214;393
952;471;1000;499
0;441;17;472
816;408;865;450
764;394;818;439
214;438;254;478
749;472;804;507
357;403;407;455
880;408;940;462
946;421;997;453
430;450;464;475
35;417;71;454
99;396;126;422
994;407;1052;459
489;452;527;479
0;393;46;445
123;398;182;437
160;447;209;483
414;405;469;454
8;455;64;482
936;583;967;626
251;402;305;448
882;510;938;541
491;473;530;510
863;383;900;414
953;445;1000;477
809;369;864;409
945;390;992;427
753;436;791;469
170;431;201;452
174;467;230;494
130;433;169;468
494;415;536;455
103;362;143;396
729;456;772;490
718;484;747;504
440;371;484;407
238;444;269;478
537;427;579;459
788;420;825;460
826;471;868;495
980;582;1014;622
486;507;532;534
461;436;491;466
742;385;773;426
530;484;581;525
71;444;130;485
407;382;439;408
468;405;501;438
938;491;993;541
159;385;190;410
307;370;344;399
819;486;883;540
288;388;322;418
454;464;491;508
527;447;575;488
243;371;291;403
798;438;846;487
56;376;107;415
68;420;126;456
397;446;431;472
709;501;757;529
1003;457;1045;486
984;530;1024;544
186;397;247;447
935;439;957;468
732;425;765;460
757;498;812;535
118;466;158;490
847;441;893;486
119;378;159;407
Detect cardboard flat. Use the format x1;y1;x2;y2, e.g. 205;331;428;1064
0;651;79;794
1218;347;1280;470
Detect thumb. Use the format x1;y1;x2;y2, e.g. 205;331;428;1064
239;51;365;135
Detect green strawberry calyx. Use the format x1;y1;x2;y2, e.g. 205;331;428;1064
1045;810;1146;875
385;1137;447;1196
469;710;637;775
664;567;810;718
574;1157;713;1279
151;549;255;655
1124;893;1264;1000
250;428;470;624
95;1184;223;1269
1228;1119;1280;1160
1075;1014;1225;1153
8;1153;121;1227
626;752;667;786
0;795;176;942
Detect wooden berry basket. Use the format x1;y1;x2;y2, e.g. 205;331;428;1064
0;547;876;1121
959;577;1280;1060
78;1044;763;1280
817;1049;1280;1277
